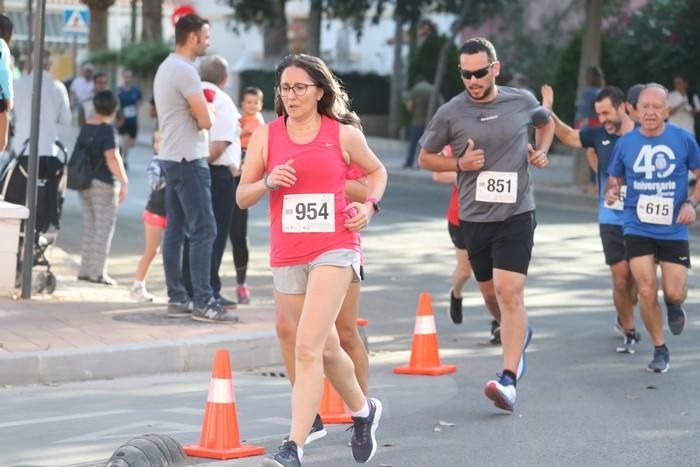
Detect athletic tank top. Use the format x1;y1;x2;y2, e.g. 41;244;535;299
267;115;360;267
447;184;459;226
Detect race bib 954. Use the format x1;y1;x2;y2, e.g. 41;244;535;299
282;194;335;233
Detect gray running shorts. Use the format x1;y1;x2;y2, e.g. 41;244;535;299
272;249;361;294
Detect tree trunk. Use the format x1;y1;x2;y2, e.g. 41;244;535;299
263;0;288;60
427;1;470;118
573;0;603;186
82;0;115;52
575;0;603;101
306;0;322;57
130;0;137;43
141;0;162;43
388;14;404;139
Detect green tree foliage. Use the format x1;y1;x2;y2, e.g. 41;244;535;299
407;33;462;100
605;0;700;88
551;34;618;125
87;42;170;77
551;0;700;124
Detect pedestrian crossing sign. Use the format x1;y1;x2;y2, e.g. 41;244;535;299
63;8;90;36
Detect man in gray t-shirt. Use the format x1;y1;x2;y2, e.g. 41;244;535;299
419;37;554;413
153;14;236;323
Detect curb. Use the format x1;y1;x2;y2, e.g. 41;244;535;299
0;331;281;386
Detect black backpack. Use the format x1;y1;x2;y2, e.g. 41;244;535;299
67;128;96;191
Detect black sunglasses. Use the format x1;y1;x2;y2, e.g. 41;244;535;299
459;63;494;80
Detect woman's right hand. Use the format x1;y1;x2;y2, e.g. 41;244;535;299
267;159;296;188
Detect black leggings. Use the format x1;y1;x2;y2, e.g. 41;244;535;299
230;176;249;284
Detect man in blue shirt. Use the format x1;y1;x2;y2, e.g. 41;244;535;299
116;69;142;169
541;85;640;354
606;83;700;373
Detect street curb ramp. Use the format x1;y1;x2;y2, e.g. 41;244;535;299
0;331;281;386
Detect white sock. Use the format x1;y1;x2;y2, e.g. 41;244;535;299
296;445;303;460
351;399;370;418
133;280;144;288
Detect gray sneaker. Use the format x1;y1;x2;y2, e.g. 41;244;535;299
647;346;670;373
192;299;239;323
167;300;193;318
215;295;238;309
666;303;687;335
616;331;638;354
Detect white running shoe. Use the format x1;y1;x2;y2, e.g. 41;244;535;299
130;285;154;302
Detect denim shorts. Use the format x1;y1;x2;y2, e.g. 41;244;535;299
272;249;361;294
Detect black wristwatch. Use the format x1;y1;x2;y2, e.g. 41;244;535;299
366;196;381;213
683;199;699;209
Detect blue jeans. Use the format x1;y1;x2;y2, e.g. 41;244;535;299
160;158;216;307
403;124;425;167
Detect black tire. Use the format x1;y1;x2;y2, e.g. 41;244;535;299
33;271;46;294
45;272;57;294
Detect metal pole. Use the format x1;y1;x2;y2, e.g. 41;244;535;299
72;35;78;78
21;0;47;299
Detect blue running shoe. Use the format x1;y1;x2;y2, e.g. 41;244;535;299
666;304;687;336
484;373;517;412
350;398;383;463
647;346;670;373
263;440;301;467
516;326;533;381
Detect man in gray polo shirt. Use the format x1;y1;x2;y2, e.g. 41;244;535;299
153;14;235;323
419;37;553;412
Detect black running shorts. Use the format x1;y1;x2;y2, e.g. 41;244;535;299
448;222;466;250
118;119;138;139
460;211;536;282
624;234;691;268
599;224;626;266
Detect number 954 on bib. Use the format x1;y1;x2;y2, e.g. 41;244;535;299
282;193;335;233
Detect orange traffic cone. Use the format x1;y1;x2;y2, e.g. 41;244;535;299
393;293;457;376
184;349;265;460
318;376;353;424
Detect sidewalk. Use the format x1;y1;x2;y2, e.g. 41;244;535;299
0;132;690;386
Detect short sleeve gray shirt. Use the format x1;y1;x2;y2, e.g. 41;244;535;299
420;86;539;222
154;53;208;161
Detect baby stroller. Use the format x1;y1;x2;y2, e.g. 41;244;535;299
0;139;68;294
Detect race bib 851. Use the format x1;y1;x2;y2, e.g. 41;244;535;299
475;171;517;204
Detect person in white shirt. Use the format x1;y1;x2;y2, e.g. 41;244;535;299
668;73;700;137
11;49;71;156
69;63;95;111
669;73;700;183
183;55;242;307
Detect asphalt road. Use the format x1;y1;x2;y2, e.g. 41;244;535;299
2;145;699;467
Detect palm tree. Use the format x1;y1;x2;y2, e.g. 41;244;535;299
81;0;115;51
141;0;162;42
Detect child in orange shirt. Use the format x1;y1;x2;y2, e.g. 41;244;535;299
230;87;264;304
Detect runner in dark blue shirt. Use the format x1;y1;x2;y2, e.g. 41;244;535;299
541;85;640;354
116;69;142;169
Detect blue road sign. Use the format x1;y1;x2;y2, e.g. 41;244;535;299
63;9;89;36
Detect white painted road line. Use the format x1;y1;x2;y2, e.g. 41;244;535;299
0;410;135;429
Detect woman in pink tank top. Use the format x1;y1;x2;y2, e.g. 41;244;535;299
236;54;387;466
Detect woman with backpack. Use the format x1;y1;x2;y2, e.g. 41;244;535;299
74;90;128;285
